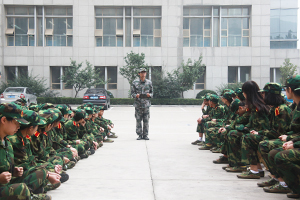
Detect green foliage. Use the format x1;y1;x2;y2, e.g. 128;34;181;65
196;90;218;99
280;58;298;86
216;82;244;95
152;70;181;98
173;56;205;97
0;73;49;96
107;91;114;98
37;97;82;104
119;51;148;95
62;59;106;98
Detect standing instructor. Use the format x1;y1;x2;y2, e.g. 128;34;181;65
131;68;153;140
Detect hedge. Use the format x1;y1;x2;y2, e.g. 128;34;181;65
37;97;203;105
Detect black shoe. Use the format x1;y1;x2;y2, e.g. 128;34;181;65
60;173;69;183
89;149;95;155
144;136;149;140
137;135;143;140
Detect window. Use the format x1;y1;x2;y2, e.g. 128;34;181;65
6;6;72;47
270;68;282;83
270;5;298;49
228;66;251;83
50;66;72;90
5;66;28;81
195;67;206;89
95;66;118;90
146;66;162;82
95;7;161;47
6;7;34;46
183;6;250;47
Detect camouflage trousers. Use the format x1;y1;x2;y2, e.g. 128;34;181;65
0;183;31;200
72;143;86;155
258;139;283;176
205;127;221;146
56;147;73;160
12;166;47;193
135;107;150;136
269;148;300;194
196;123;204;133
227;130;246;167
220;131;229;155
241;134;266;166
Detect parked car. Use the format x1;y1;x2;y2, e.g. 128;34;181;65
83;88;110;109
1;87;37;106
282;90;293;103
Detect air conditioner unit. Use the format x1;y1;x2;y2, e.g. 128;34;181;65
116;29;123;36
27;29;35;35
45;29;53;36
95;29;103;37
66;29;73;36
133;29;141;37
183;29;190;37
154;29;161;37
5;29;14;35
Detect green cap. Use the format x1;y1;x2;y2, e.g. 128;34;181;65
285;75;300;88
222;92;233;101
260;82;282;94
201;93;211;100
56;104;72;115
235;88;245;100
23;110;46;126
39;103;55;110
209;94;219;103
230;99;241;113
38;109;56;124
0;103;29;125
52;108;65;123
29;104;39;112
74;109;86;120
139;68;147;73
98;106;105;110
221;89;234;96
19;97;27;104
13;100;22;106
85;102;94;108
84;107;94;115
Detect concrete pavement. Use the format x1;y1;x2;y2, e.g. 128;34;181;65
49;106;289;200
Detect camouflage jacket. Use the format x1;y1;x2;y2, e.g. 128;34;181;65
202;105;224;123
131;79;153;108
53;122;69;148
286;104;300;141
258;104;292;139
0;137;14;176
65;118;81;143
226;110;251;132
8;132;36;170
202;105;212;116
245;108;270;133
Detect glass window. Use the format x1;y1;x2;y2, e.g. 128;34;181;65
95;67;118;89
270;68;282;83
270;8;297;49
95;67;105;88
195;67;206;89
5;66;28;82
51;66;61;89
228;66;251;83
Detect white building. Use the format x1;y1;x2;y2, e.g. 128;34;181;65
1;0;300;98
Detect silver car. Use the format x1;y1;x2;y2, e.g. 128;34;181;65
1;87;37;106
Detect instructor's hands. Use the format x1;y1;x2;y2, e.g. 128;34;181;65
136;94;140;98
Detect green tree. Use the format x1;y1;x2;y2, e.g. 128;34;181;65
152;70;181;98
216;82;243;95
120;51;148;95
0;72;49;96
62;59;106;98
279;58;298;86
173;56;205;98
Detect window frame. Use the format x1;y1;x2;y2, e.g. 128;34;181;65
195;67;206;90
94;66;118;90
228;66;251;84
5;66;28;82
50;66;73;90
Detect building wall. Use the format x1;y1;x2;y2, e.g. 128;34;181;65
0;0;299;98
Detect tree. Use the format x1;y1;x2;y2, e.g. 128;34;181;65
216;82;243;95
152;70;181;98
62;59;106;98
0;72;49;96
120;51;148;95
173;56;205;98
279;58;298;86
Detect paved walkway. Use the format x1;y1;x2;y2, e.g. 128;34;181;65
49;106;289;200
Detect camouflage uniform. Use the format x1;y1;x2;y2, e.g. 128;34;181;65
131;75;153;137
196;105;212;133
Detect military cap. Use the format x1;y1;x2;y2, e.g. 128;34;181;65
0;103;29;125
29;104;39;112
13;100;22;106
38;109;57;124
230;99;241;113
56;104;72;115
221;89;234;96
235;88;245;100
23;110;46;126
39;103;55;110
285;75;300;88
201;93;211;100
260;82;282;94
84;107;94;115
139;68;147;73
209;94;219;103
222;92;233;101
52;108;65;122
94;106;100;113
74;109;86;120
19;97;27;104
98;106;105;110
85;102;94;108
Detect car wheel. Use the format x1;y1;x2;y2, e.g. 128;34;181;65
104;104;108;110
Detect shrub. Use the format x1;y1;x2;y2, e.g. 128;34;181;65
107;91;114;98
216;82;244;95
196;90;218;99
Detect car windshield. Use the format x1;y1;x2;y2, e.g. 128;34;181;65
5;88;25;93
86;89;105;94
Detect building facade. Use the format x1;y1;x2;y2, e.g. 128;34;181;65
1;0;300;98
